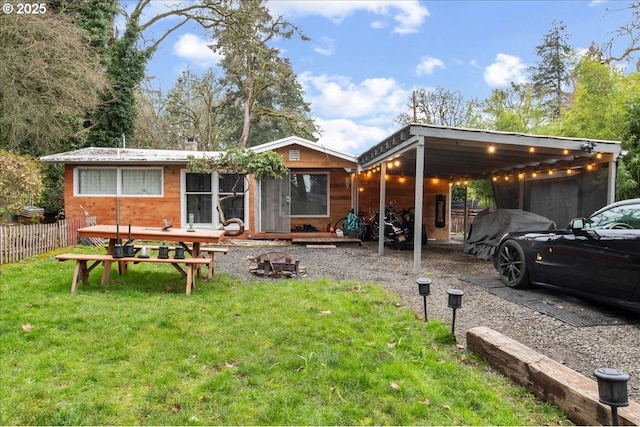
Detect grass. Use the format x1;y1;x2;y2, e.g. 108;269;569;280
0;246;571;425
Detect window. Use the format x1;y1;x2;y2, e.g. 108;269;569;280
219;173;246;221
77;168;116;195
587;202;640;229
122;169;162;195
185;173;213;224
75;167;163;196
290;173;328;216
183;172;247;227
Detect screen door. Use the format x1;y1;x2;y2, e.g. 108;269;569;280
260;175;291;232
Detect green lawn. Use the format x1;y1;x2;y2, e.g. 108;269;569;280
0;247;571;425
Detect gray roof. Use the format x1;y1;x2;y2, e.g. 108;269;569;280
40;147;221;165
358;124;624;180
41;126;623;181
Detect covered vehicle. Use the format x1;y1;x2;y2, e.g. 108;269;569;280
493;199;640;313
463;209;556;260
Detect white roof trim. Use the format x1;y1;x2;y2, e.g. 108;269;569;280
251;136;357;163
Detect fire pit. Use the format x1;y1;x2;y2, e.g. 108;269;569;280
248;252;307;278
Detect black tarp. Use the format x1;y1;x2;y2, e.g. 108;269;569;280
463;209;556;260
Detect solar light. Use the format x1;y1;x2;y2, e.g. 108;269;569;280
447;289;464;335
123;224;134;257
112;243;124;259
174;246;185;259
416;277;431;322
594;368;630;426
113;223;124;259
158;242;170;259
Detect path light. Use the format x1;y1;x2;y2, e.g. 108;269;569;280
447;289;464;335
594;368;630;425
416;278;431;322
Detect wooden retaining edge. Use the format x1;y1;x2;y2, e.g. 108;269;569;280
466;326;640;426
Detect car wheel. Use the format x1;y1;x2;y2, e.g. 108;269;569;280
496;239;530;288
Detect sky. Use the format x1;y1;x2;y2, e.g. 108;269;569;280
136;0;638;155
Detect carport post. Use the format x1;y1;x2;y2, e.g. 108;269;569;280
378;160;387;255
413;137;425;274
607;160;617;205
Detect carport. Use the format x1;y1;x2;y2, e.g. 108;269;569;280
356;123;624;273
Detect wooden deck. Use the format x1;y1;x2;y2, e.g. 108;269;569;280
250;232;361;245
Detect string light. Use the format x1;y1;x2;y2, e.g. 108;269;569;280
488;145;496;154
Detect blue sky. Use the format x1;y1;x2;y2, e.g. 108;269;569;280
136;1;637;155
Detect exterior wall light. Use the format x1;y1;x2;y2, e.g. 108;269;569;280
416;278;431;322
447;289;464;335
594;368;630;425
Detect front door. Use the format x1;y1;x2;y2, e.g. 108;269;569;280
260;176;291;232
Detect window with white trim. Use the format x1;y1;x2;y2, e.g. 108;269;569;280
183;171;247;227
121;169;162;195
290;172;329;216
77;168;116;195
75;167;163;196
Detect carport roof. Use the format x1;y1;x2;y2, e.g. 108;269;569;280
357;124;624;180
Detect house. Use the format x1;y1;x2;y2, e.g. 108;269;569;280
40;136;359;236
41;125;623;256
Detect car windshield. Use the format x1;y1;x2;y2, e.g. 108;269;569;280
586;202;640;230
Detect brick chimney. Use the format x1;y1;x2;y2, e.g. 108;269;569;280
184;137;198;151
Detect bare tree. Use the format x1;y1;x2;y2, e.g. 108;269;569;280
603;1;640;69
395;87;482;128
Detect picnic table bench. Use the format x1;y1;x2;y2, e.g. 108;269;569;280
103;245;229;279
56;253;212;295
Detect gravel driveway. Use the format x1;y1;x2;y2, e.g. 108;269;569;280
214;239;640;402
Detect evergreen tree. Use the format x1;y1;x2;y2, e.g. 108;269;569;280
210;0;318;148
530;20;574;119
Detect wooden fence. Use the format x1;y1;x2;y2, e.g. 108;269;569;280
451;208;481;235
0;217;93;264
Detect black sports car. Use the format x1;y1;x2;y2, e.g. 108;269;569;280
493;198;640;313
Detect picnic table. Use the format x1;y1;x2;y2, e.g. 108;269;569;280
56;225;226;294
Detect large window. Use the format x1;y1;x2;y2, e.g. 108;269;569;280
290;173;329;216
121;169;162;195
185;173;213;224
219;173;246;221
77;168;116;195
183;172;247;226
75;167;163;196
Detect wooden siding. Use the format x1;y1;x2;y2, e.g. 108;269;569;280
63;165;182;227
61;145;358;235
357;172;451;241
277;144;356;232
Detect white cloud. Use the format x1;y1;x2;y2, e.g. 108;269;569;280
299;72;409;119
269;1;429;34
484;53;528;87
415;56;445;76
173;33;220;68
314;118;393;154
298;72;410;153
313;37;335;56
